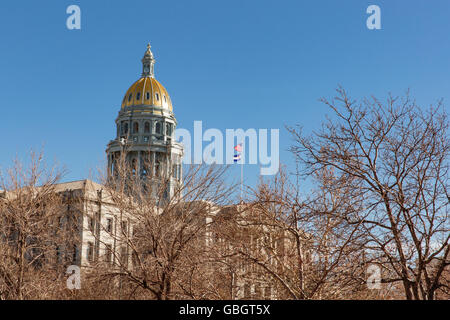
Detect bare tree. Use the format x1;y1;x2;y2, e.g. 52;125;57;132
0;151;70;299
289;87;450;300
89;151;237;300
220;167;371;300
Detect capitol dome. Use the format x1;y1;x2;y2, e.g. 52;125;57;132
121;77;172;111
120;43;173;111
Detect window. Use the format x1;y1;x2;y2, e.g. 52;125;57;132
56;246;62;263
133;122;139;133
105;244;112;265
72;245;79;263
155;122;162;134
88;216;94;232
163;95;166;103
144;122;150;133
131;159;137;175
124;123;128;134
132;251;138;267
155;161;160;177
121;221;128;234
146;92;150;100
136;92;141;100
120;246;128;267
128;93;132;102
166;123;172;137
143;136;149;142
87;242;94;262
155;93;159;101
133;136;138;142
106;218;113;233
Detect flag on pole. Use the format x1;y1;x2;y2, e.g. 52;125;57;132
233;143;244;199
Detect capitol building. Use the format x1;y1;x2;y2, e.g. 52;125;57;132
0;44;291;300
49;44;188;270
106;44;184;201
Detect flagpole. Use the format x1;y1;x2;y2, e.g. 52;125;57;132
240;141;244;201
234;142;244;201
240;156;243;200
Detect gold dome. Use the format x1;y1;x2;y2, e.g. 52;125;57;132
121;76;173;111
121;43;173;111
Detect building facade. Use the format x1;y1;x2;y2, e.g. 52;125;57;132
0;45;294;300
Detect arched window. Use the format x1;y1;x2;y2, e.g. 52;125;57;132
155;93;160;101
144;122;150;133
128;93;132;102
155;122;162;134
163;95;166;103
146;92;150;100
133;122;139;134
136;92;141;101
166;123;172;137
124;123;128;134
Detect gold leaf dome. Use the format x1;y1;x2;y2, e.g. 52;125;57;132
121;43;173;111
121;76;172;111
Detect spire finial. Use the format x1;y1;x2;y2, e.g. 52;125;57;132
142;42;155;77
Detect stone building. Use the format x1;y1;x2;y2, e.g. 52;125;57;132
54;45;185;269
0;44;293;300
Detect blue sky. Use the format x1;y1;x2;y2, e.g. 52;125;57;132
0;0;449;190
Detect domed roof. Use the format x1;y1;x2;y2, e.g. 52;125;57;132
121;43;173;111
121;76;173;111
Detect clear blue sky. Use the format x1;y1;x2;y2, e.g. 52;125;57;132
0;0;449;189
